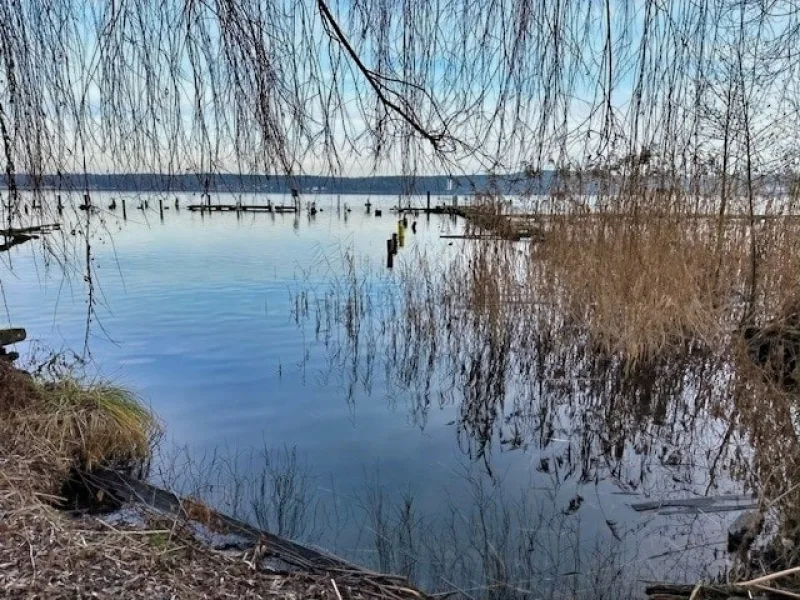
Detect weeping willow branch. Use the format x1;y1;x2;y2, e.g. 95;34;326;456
316;0;446;150
0;0;799;200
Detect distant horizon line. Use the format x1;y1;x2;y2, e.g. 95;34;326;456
3;171;533;179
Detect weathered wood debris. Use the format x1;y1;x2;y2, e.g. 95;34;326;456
0;328;25;363
79;468;431;598
0;224;60;252
630;494;758;515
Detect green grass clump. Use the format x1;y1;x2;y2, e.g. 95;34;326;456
1;363;160;474
38;378;160;470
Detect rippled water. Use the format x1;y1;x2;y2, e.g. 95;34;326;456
1;192;748;598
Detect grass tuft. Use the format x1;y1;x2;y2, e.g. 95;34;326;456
0;362;160;482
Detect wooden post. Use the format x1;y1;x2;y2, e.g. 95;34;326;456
159;199;164;221
122;199;127;220
387;239;394;269
0;328;26;345
391;233;398;255
426;191;431;212
57;195;63;212
175;197;180;210
84;192;91;208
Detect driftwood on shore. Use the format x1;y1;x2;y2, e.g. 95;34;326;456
646;566;800;599
630;494;758;514
0;328;26;347
83;468;429;597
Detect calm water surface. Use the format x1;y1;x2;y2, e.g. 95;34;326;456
1;192;746;598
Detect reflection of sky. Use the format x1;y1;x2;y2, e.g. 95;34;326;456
2;192;743;595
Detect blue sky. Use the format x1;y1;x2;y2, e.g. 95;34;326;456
4;0;799;177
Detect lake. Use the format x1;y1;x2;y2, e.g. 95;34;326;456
1;191;749;598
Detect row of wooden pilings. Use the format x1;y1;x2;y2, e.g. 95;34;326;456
56;192;180;222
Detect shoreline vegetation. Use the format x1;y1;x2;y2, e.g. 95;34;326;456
0;361;430;599
285;191;800;597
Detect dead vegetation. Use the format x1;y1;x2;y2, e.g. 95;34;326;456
0;362;159;478
0;361;431;599
0;451;425;599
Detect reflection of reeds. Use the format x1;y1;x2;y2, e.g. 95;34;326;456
155;444;318;541
283;191;800;587
156;443;648;599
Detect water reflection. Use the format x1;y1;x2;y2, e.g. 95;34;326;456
283;235;800;594
7;193;800;597
294;245;751;493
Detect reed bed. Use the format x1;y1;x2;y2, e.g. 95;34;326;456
284;187;800;596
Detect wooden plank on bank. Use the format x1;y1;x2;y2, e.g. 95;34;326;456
0;224;61;236
0;328;26;346
88;468;379;574
631;493;756;513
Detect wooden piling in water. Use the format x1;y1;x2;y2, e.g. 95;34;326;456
387;239;394;269
391;233;398;255
57;195;63;212
426;191;431;212
122;199;127;220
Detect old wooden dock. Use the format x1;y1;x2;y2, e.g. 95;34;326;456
394;202;544;241
187;203;298;213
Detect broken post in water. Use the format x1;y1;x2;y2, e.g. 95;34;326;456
159;199;164;221
122;199;127;220
386;239;394;269
0;327;25;363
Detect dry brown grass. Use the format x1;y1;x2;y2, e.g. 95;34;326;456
0;450;421;599
0;362;160;483
452;191;800;364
